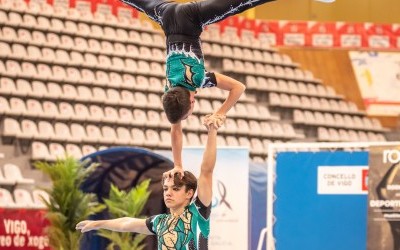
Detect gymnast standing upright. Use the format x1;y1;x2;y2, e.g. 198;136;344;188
77;118;220;250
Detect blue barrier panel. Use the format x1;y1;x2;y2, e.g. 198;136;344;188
275;151;368;250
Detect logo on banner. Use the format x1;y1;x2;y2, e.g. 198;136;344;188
212;180;232;210
383;149;400;164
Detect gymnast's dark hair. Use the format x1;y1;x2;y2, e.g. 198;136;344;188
162;171;197;201
162;86;191;124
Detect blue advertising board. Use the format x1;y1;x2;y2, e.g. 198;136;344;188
274;151;368;250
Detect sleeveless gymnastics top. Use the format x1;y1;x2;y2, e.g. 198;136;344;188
145;197;211;250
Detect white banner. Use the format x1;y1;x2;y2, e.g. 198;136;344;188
349;51;400;116
158;147;249;250
184;147;249;250
318;166;368;194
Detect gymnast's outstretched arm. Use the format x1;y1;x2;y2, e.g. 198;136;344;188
119;0;168;24
76;218;152;234
196;0;275;27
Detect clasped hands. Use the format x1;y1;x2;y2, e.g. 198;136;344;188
164;113;226;179
202;113;226;130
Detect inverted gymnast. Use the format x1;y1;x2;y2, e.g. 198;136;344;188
120;0;333;175
77;118;219;250
119;0;282;176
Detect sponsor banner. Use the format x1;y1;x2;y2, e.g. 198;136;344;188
307;21;336;47
275;151;368;250
255;20;279;46
55;0;137;16
349;51;400;116
317;166;368;194
158;147;249;250
243;19;400;50
280;20;308;46
367;145;400;250
25;0;400;50
336;22;365;48
0;209;50;250
365;23;393;49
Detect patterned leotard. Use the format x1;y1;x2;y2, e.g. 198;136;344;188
145;198;211;250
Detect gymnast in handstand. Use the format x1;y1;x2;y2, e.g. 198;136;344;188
120;0;275;173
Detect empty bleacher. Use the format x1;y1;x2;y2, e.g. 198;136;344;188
0;159;49;209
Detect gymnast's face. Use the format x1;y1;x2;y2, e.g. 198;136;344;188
163;177;193;209
181;91;196;120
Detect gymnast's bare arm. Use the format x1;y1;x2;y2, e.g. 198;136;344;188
197;124;218;207
76;217;153;235
170;122;184;175
214;72;246;116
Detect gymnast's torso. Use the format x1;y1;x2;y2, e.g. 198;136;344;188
149;0;225;90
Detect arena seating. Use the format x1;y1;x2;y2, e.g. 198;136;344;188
0;0;388;166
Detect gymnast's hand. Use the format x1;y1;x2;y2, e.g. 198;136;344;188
163;166;185;179
203;113;226;129
76;220;98;233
